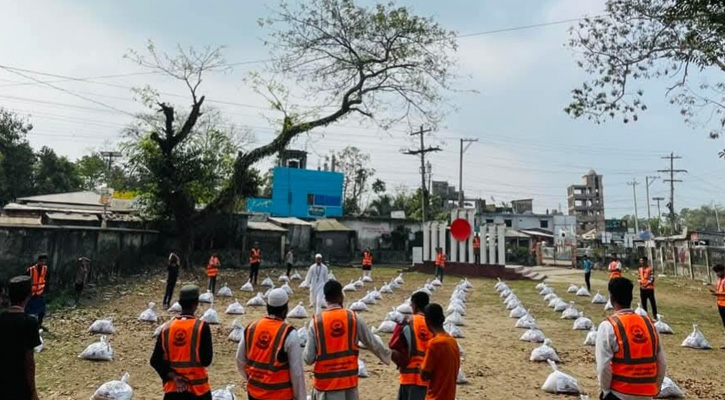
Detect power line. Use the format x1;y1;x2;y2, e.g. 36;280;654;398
657;153;687;230
404;126;439;223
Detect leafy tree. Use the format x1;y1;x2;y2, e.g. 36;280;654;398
0;109;35;205
34;147;82;195
75;153;107;190
566;0;725;141
206;0;457;213
372;179;386;194
680;204;724;231
328;146;375;215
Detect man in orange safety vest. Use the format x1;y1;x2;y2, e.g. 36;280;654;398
26;254;49;330
206;254;220;294
608;253;623;280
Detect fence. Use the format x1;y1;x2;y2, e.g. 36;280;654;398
653;244;721;284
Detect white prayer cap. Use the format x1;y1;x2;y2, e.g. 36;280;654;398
315;254;323;259
267;288;289;307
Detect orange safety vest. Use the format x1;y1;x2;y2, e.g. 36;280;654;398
160;317;211;396
435;253;446;268
28;264;47;296
362;252;373;267
607;313;660;397
206;256;219;278
312;308;360;392
250;248;261;264
473;236;481;249
399;314;432;387
639;266;654;290
244;317;294;400
609;261;622;279
716;278;725;307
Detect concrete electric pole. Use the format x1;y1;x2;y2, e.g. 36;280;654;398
627;178;640;234
645;176;659;232
658;153;687;231
404;126;439;224
458;138;478;208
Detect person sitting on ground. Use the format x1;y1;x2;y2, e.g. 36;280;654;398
420;303;459;400
0;276;41;400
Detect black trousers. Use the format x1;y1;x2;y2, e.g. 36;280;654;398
584;272;591;292
250;263;260;285
719;305;725;329
286;263;293;276
163;392;212;400
600;392;622;400
207;276;217;294
164;274;178;306
640;289;658;317
474;250;480;264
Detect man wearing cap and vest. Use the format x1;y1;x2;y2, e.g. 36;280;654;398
206;254;220;294
390;292;431;400
608;253;623;280
361;249;373;279
151;285;213;400
710;264;725;330
250;243;262;286
304;280;391;400
638;257;657;318
434;248;446;283
472;234;481;264
236;288;306;400
26;254;49;330
596;277;666;400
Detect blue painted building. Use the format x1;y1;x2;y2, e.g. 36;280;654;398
248;167;344;219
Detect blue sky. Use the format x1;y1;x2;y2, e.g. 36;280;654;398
1;0;723;218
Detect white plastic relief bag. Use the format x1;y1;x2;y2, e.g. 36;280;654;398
500;288;512;299
635;303;648;316
225;300;245;315
541;360;581;394
89;318;116;334
445;311;464;326
576;287;591;297
447;303;466;316
591;291;607;304
372;288;383;300
456;366;468;384
681;324;711;349
416;286;433;296
655;377;685;398
515;314;537;329
358;358;369;377
584;325;597;346
535;281;546;291
246;293;265;307
509;305;527;319
217;284;233;297
199;290;214;304
299;280;310;289
539;286;553;296
530;338;560;362
431;278;442;287
573;313;593;331
362;275;373;283
202;304;220;324
567;284;579;293
240;280;254;292
561;304;579;320
445;323;464;338
520;328;545;343
261;277;274;287
138;302;158;323
463;278;473;290
327;270;336;281
543;293;558;303
494;278;507;292
396;302;413;315
278;274;290;283
505;298;521;311
168;302;182;313
362;292;376;305
548;297;560;308
34;329;44;353
349;301;368;312
395;274;405;285
288;302;309;319
554;299;569;312
354;278;364;289
385;308;404;324
281;283;293;296
655;314;674;334
604;300;614;310
376;320;397;334
90;372;133;400
80;335;114;361
291;270;302;281
343;280;357;292
211;384;237;400
380;284;393;294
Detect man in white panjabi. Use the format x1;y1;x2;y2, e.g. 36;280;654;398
305;254;329;314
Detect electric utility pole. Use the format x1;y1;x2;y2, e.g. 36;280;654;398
404;126;439;224
658;153;687;232
653;196;665;221
627;178;640;233
645;176;659;231
458;138;478;207
100;151;122;186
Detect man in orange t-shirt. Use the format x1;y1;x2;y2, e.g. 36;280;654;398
421;303;460;400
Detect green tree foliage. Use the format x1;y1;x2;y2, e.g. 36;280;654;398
566;0;725;141
328;146;375;215
0;109;35;205
75;153;107;190
34;147;82;195
366;187;446;221
680;204;724;231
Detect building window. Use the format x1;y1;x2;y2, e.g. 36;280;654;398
504;219;512;227
486;219;494;224
540;220;549;229
307;194;315;205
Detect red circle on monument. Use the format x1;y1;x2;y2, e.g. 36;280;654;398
450;218;472;242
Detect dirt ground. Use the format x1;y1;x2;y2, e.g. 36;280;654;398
36;266;725;400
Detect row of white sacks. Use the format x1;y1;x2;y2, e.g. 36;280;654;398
494;278;686;398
